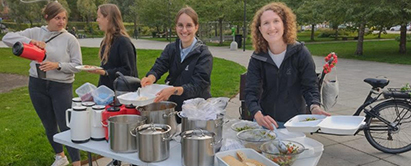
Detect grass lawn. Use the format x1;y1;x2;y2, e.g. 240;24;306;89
306;40;411;64
0;48;246;165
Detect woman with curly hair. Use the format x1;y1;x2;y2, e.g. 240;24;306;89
245;2;330;129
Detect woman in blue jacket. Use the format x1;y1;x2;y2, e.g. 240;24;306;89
245;2;330;129
141;6;213;123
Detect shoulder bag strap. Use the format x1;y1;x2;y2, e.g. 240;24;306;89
45;32;64;43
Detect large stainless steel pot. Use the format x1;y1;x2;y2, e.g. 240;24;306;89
181;129;216;166
137;101;177;135
180;113;224;151
136;124;172;162
108;115;146;153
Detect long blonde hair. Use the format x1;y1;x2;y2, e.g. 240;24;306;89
98;4;130;64
251;2;297;53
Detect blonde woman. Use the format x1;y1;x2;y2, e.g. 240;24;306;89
88;4;138;90
2;2;82;166
245;2;330;130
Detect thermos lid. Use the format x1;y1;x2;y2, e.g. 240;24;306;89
12;42;23;56
182;129;215;140
72;106;87;111
72;97;81;102
82;101;95;107
92;105;105;110
125;104;136;109
138;124;170;135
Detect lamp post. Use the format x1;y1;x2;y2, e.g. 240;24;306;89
243;0;246;51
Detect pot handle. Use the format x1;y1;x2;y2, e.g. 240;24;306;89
210;138;223;148
163;111;178;119
130;128;137;137
214;119;224;127
101;120;108;127
162;133;174;141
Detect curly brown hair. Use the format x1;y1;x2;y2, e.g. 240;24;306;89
251;2;297;53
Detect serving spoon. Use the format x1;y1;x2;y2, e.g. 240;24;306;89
272;124;288;153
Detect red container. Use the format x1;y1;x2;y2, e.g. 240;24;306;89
12;42;46;62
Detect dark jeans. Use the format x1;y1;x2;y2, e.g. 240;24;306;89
28;77;80;162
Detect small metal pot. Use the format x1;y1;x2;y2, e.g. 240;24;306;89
136;124;172;162
137;101;177;135
107;115;146;153
180;113;224;151
181;129;216;166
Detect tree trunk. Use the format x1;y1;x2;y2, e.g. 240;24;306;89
219;18;223;45
378;26;383;39
355;21;365;56
310;24;315;41
399;25;407;54
214;23;217;37
334;29;338;40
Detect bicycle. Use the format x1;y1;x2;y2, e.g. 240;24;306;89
318;53;411;154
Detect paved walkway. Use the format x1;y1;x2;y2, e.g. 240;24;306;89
2;38;411;166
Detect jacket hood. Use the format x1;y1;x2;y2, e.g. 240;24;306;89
251;41;305;63
41;26;68;35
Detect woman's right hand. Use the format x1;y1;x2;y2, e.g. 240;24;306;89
254;111;278;130
141;74;156;87
30;40;46;49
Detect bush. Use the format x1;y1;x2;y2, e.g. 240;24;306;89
395;35;411;42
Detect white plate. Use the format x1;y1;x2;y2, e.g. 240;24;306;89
75;65;103;71
284;114;326;133
117;91;156;106
215;148;279;166
231;120;261;132
317;115;365;135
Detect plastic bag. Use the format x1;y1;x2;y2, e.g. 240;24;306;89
321;68;339;111
219;138;244;152
181;97;229;120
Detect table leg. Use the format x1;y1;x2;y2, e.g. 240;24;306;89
87;152;92;166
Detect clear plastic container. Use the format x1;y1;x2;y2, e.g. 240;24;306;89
91;85;114;105
75;82;97;101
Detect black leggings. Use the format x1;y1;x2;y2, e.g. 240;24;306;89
28;77;80;162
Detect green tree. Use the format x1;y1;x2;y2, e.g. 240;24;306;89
295;0;325;41
5;0;45;27
77;0;96;26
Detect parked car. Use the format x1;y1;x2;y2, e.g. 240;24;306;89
390;25;401;31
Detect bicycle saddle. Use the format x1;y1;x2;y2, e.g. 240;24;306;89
364;78;390;89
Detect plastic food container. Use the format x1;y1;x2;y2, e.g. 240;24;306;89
75;82;97;101
215;148;279;166
317;116;365;135
230;120;261;132
117;91;156;106
284;114;326;133
91;85;114;105
236;129;276;153
260;140;306;166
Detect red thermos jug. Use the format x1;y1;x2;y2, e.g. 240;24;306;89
12;42;46;62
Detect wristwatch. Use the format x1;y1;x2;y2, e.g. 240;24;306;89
57;63;62;70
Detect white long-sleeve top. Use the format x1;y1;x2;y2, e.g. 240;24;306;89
2;26;82;83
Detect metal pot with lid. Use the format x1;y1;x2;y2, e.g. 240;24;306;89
135;124;172;162
181;129;216;166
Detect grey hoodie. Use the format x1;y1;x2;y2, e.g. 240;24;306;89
2;26;82;83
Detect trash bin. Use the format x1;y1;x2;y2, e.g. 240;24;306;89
235;35;242;48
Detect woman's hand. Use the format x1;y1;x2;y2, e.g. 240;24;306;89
30;40;46;49
254;111;278;130
39;61;59;71
154;87;175;102
86;69;106;75
141;75;156;87
311;105;331;116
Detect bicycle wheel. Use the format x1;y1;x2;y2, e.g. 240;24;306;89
364;100;411;154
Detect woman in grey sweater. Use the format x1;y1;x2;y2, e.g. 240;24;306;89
2;2;82;166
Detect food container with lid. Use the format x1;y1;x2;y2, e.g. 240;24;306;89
260;140;306;166
181;129;216;166
135;124;172;162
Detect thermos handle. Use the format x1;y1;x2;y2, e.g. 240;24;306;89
65;109;72;128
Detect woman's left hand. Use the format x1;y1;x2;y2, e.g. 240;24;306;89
86;69;105;75
154;87;176;102
39;61;59;71
311;105;331;116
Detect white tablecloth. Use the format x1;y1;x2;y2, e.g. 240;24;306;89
54;119;323;166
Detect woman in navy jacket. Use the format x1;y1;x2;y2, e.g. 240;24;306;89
245;2;330;129
141;6;213;123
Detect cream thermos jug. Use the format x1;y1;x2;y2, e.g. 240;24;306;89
91;105;106;140
66;106;91;143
